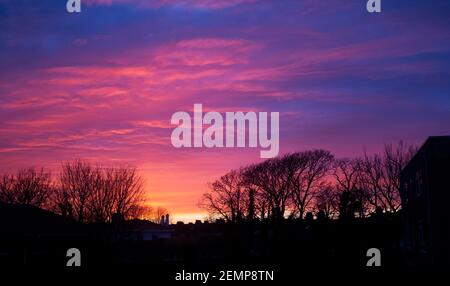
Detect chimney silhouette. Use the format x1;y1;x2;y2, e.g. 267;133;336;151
165;214;170;226
160;215;165;225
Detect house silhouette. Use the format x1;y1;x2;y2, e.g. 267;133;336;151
400;136;450;268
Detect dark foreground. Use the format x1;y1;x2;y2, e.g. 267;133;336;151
0;204;447;282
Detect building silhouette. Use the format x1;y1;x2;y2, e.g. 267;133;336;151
400;136;450;268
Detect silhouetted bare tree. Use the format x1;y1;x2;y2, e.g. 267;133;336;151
359;152;386;211
333;159;360;193
358;141;416;213
57;161;145;223
88;167;115;222
0;173;15;204
113;167;145;219
200;169;247;222
240;165;269;220
59;161;93;223
332;158;368;217
0;168;52;208
242;157;293;221
52;185;73;219
290;150;334;219
202;150;334;221
315;184;339;219
381;141;416;212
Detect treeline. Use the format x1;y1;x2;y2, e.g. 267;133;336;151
0;160;165;223
200;141;416;222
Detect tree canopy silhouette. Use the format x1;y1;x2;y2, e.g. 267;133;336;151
200;141;416;221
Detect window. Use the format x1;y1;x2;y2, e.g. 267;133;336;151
403;181;409;204
416;219;427;253
416;170;423;197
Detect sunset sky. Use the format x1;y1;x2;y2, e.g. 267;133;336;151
1;0;449;222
